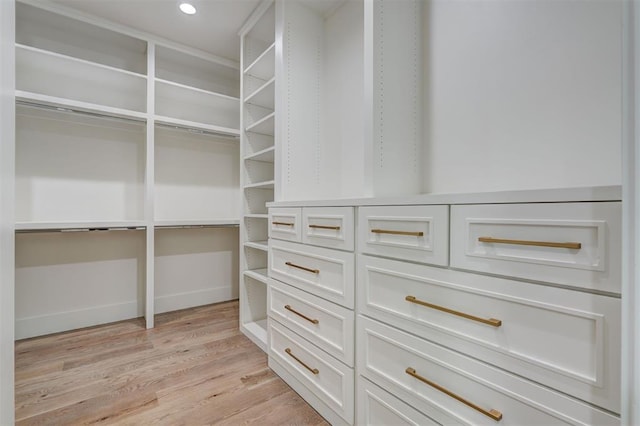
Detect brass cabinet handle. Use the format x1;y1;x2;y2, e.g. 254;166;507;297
285;261;319;275
272;221;295;227
405;295;502;327
308;224;341;230
478;237;581;250
284;304;319;324
406;367;503;421
285;348;319;375
371;229;424;237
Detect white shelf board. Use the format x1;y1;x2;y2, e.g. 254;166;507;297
155;78;239;102
242;318;268;351
244;214;268;219
244;268;268;284
244;43;275;81
16;43;147;79
16;90;148;121
154;219;240;228
245;112;274;136
244;77;275;109
244;240;268;251
15;220;147;231
244;146;275;163
244;180;275;190
155;115;240;137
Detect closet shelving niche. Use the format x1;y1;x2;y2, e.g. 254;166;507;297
14;0;241;339
239;0;276;351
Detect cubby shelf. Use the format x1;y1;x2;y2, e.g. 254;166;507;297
244;240;269;251
244;43;275;80
243;268;268;284
244;214;268;219
245;112;275;136
244;146;275;163
244;180;275;190
244;77;275;109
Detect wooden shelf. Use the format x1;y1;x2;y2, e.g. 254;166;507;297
245;112;274;136
243;268;268;284
244;240;268;251
244;146;275;163
244;43;275;81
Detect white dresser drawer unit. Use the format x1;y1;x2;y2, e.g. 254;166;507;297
358;205;449;266
269;319;354;425
269;239;355;308
450;202;621;294
268;278;355;366
358;254;621;412
358;317;619;425
303;207;354;251
357;377;443;426
268;207;302;242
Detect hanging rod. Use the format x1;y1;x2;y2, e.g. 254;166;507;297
16;226;146;234
155;122;240;140
16;99;146;124
155;224;240;230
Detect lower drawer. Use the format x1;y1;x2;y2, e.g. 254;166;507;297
357;377;442;426
269;319;354;424
358;316;619;425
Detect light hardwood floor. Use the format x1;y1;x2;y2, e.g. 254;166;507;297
15;301;329;425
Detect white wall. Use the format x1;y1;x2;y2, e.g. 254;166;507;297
422;0;623;193
0;0;15;422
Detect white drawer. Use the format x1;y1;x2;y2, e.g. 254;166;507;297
450;202;621;294
358;205;449;266
358;254;620;412
269;319;354;424
268;278;355;366
357;377;443;426
303;207;354;251
358;317;619;426
268;207;302;242
269;239;354;309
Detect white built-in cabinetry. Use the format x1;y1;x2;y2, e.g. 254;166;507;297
14;1;240;339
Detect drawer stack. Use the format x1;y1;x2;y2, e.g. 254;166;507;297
357;202;621;424
267;207;355;426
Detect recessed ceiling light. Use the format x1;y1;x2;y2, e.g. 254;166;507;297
179;2;196;15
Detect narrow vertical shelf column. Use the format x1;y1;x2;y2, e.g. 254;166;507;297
145;42;156;329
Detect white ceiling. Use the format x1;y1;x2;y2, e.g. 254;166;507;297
49;0;262;62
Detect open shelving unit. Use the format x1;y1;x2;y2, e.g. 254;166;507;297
14;0;241;339
239;0;276;352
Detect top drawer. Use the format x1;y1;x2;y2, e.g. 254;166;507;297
303;207;354;251
358;205;449;266
450;202;621;294
269;207;302;242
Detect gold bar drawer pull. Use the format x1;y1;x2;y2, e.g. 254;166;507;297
405;296;502;327
308;224;341;230
478;237;581;250
406;367;503;421
371;229;424;237
285;261;319;275
284;304;319;324
272;221;295;227
285;348;319;375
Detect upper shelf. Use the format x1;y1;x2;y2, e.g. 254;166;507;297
245;112;275;136
15;220;147;232
244;43;275;81
244;78;275;110
244;146;275;163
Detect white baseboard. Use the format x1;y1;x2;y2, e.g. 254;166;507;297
154;286;236;314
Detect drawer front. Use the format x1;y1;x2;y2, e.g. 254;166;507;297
303;207;354;251
358;205;449;266
269;278;355;366
357;377;444;426
269;239;354;308
358;255;620;412
450;202;621;293
358;317;619;426
269;207;302;242
269;319;354;424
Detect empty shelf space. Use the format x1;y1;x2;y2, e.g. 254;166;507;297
242;318;268;348
244;146;275;163
244;43;275;81
244;77;275;109
244;180;275;190
244;268;268;284
245;112;275;136
244;240;268;251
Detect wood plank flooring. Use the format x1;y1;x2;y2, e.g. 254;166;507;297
15;301;329;425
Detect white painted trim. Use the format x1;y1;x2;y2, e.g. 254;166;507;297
145;42;156;329
622;0;639;424
154;287;238;314
18;0;239;70
238;0;274;37
0;0;15;422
